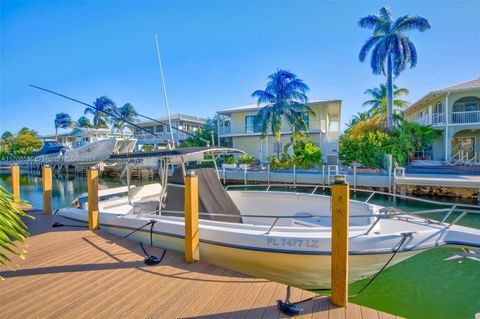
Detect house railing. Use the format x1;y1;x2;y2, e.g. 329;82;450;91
134;132;190;142
325;131;340;143
451;111;480;124
218;126;231;134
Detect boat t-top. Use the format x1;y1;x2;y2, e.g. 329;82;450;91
57;147;480;289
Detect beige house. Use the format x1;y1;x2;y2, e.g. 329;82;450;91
404;78;480;162
216;100;342;164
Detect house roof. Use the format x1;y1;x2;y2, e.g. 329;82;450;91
405;78;480;115
216;99;342;114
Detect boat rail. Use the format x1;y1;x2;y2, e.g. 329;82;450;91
225;183;479;209
221;183;479;234
160;204;479;236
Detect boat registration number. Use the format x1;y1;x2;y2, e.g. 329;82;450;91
266;238;320;248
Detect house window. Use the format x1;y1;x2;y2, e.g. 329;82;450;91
245;116;262;133
433;102;443;114
155;125;163;133
453;97;480;112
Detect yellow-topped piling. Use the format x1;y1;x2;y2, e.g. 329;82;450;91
10;164;20;204
87;167;99;230
184;170;199;263
42;165;52;214
331;175;349;307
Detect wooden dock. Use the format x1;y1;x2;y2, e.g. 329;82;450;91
0;212;401;319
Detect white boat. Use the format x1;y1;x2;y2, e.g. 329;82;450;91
61;128;136;164
56;147;480;289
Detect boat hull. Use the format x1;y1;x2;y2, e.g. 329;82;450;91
62;139;117;163
100;224;420;289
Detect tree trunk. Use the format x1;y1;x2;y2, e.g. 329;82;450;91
55;128;58;140
386;54;394;133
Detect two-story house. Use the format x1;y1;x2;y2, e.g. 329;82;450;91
404;78;480;162
216;100;342;164
131;113;206;149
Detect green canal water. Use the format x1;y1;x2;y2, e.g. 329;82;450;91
1;172;479;319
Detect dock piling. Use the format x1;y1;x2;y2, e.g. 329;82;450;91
42;165;52;214
10;164;20;204
87;167;99;230
331;175;349;308
184;170;199;263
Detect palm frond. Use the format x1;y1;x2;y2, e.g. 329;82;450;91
379;6;393;24
359;36;381;62
393;15;431;32
358;15;381;29
370;38;388;75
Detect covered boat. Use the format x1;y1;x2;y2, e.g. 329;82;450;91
34;141;65;158
56;147;480;289
61;128;136;164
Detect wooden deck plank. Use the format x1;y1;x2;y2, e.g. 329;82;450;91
244;281;279;319
0;212;402;319
173;269;238;318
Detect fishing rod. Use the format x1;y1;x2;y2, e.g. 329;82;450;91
29;84;210;145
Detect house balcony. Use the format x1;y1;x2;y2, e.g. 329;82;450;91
412;111;480;126
218;126;231;135
134;132;191;144
451;111;480;124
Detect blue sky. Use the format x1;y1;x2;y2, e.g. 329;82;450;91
1;0;479;135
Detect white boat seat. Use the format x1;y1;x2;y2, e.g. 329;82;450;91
133;199;160;215
130;183;162;201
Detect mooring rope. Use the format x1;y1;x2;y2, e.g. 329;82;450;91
277;232;412;316
123;220;167;266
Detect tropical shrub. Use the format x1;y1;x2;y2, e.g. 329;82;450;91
268;154;294;170
0;186;33;277
238;154;256;165
340;118;435;167
0;128;42;158
224;156;236;164
141;144;153;151
293;141;322;169
340;131;391;168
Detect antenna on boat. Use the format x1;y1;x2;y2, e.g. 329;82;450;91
154;33;176;148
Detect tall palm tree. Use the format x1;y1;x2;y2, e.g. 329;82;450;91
84;96;116;128
113;103;138;137
252;70;314;156
359;5;430;133
363;83;409;125
54;113;74;139
76;116;94;128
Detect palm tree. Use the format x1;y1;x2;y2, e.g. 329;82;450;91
347;112;370;128
1;131;14;153
77;116;94;128
54;113;75;139
0;185;33;278
363;83;409;125
358;5;430;133
252;70;314;156
112;103;137;137
84;96;116;128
